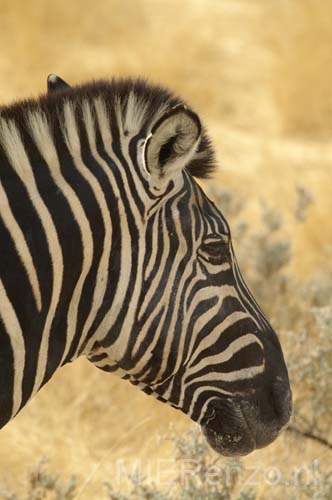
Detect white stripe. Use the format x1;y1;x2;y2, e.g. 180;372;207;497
186;333;263;377
187;364;265;387
27;110;94;368
186;385;233;420
196;394;230;424
186;364;265;420
0;179;42;311
188;310;251;365
89;98;147;360
154;192;203;380
85;98;131;356
0;118;64;397
183;285;239;363
144;211;160;281
123;91;149;135
64;101;113;355
0;279;25;417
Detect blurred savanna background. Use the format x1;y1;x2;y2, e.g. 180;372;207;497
0;0;331;498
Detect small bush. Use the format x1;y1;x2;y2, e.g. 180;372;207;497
105;429;255;500
0;458;77;500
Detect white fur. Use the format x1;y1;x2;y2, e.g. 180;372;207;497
0;179;42;310
0;279;25;417
0;116;64;400
27;109;94;387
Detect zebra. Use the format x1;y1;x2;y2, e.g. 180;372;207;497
0;74;292;456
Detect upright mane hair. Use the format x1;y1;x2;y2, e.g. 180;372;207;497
0;78;216;179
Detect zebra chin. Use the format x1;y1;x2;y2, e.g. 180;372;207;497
200;386;292;456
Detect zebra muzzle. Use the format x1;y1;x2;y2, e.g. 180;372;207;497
201;382;292;456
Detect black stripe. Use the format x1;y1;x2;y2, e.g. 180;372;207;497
93;134;140;349
0;318;14;428
191;316;260;368
185;343;264;384
21;129;83;388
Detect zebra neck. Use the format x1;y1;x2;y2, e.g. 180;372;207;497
0;107;133;427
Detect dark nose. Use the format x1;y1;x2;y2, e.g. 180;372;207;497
257;330;292;434
271;377;292;427
201;379;292;456
239;375;292;450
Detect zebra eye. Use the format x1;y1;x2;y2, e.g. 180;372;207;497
199;235;230;264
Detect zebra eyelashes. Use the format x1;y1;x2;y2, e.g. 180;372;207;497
198;234;230;265
47;74;71;93
144;106;201;185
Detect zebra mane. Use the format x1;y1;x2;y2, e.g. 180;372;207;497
0;78;216;179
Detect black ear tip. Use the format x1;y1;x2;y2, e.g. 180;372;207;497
47;74;71;92
47;74;60;92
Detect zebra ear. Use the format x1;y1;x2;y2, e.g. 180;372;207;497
144;106;201;184
47;74;71;93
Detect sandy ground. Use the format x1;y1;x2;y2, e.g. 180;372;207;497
0;0;331;497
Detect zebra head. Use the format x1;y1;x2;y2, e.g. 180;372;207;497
44;76;291;455
55;78;290;457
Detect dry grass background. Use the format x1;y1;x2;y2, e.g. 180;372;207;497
0;0;331;498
